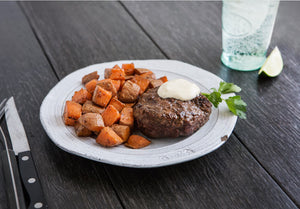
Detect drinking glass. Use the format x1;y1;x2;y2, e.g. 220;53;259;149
221;0;280;71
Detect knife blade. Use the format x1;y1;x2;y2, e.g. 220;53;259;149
5;97;48;209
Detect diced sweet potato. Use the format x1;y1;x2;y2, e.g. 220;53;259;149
72;88;92;104
149;79;163;88
134;68;151;75
139;71;156;80
118;80;140;103
125;75;134;80
125;135;151;149
111;124;130;142
96;127;123;147
78;113;104;132
85;79;97;94
97;79;117;97
119;107;134;128
159;76;168;83
109;97;125;112
113;64;121;69
63;101;82;126
124;102;136;108
101;105;121;126
122;63;135;75
82;100;105;114
82;71;99;84
109;68;125;80
131;75;150;94
104;68;112;79
111;80;121;91
74;122;92;137
92;86;112;107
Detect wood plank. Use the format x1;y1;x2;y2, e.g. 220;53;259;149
0;2;122;209
20;1;298;208
122;1;300;205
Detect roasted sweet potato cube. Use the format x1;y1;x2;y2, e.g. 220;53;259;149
125;135;151;149
101;105;121;127
78;113;104;132
111;124;130;142
131;75;150;94
82;71;99;84
82;101;105;114
134;68;151;75
122;63;135;75
74;122;93;137
119;107;134;128
118;80;140;103
92;86;112;107
109;68;125;80
113;64;121;69
96;127;123;147
72;88;92;104
149;79;163;88
159;76;168;83
139;71;156;80
109;96;125;112
104;68;112;79
63;101;82;126
85;79;98;94
111;80;121;91
97;79;117;97
125;75;134;80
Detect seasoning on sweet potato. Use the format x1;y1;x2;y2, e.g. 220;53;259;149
72;88;92;104
92;86;112;107
101;105;121;127
131;75;150;94
74;121;92;137
118;80;140;103
122;63;135;75
82;71;99;84
109;68;125;80
111;79;121;91
104;68;112;79
63;101;82;126
96;127;123;147
111;124;131;142
125;135;151;149
159;76;168;83
149;79;163;88
134;68;151;75
119;107;134;128
109;96;125;112
85;79;98;94
78;113;104;132
139;71;156;80
97;79;117;97
82;100;105;114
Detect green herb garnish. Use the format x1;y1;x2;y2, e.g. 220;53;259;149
202;82;247;119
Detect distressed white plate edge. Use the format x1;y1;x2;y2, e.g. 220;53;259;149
40;59;237;168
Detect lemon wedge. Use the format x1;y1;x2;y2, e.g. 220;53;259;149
258;46;283;77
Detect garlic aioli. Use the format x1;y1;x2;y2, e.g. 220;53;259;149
157;79;200;101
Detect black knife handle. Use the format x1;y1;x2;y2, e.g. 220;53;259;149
1;150;26;209
18;151;48;209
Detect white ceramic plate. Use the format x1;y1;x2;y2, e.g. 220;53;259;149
40;60;237;168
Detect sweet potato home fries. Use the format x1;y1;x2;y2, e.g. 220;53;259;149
63;63;168;149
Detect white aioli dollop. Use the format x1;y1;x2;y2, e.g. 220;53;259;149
157;79;200;101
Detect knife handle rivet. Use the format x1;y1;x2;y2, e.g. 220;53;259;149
34;202;43;208
21;156;29;161
28;178;36;183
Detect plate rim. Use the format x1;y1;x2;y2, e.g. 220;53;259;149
40;59;237;168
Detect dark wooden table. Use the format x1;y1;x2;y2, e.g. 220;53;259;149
0;2;299;209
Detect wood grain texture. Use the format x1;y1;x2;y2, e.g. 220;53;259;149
20;1;298;209
122;1;300;205
0;2;122;209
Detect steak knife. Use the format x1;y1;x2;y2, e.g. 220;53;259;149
5;97;48;209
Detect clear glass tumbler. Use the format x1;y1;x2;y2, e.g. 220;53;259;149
221;0;280;71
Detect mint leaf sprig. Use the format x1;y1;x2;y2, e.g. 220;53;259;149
202;82;247;119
